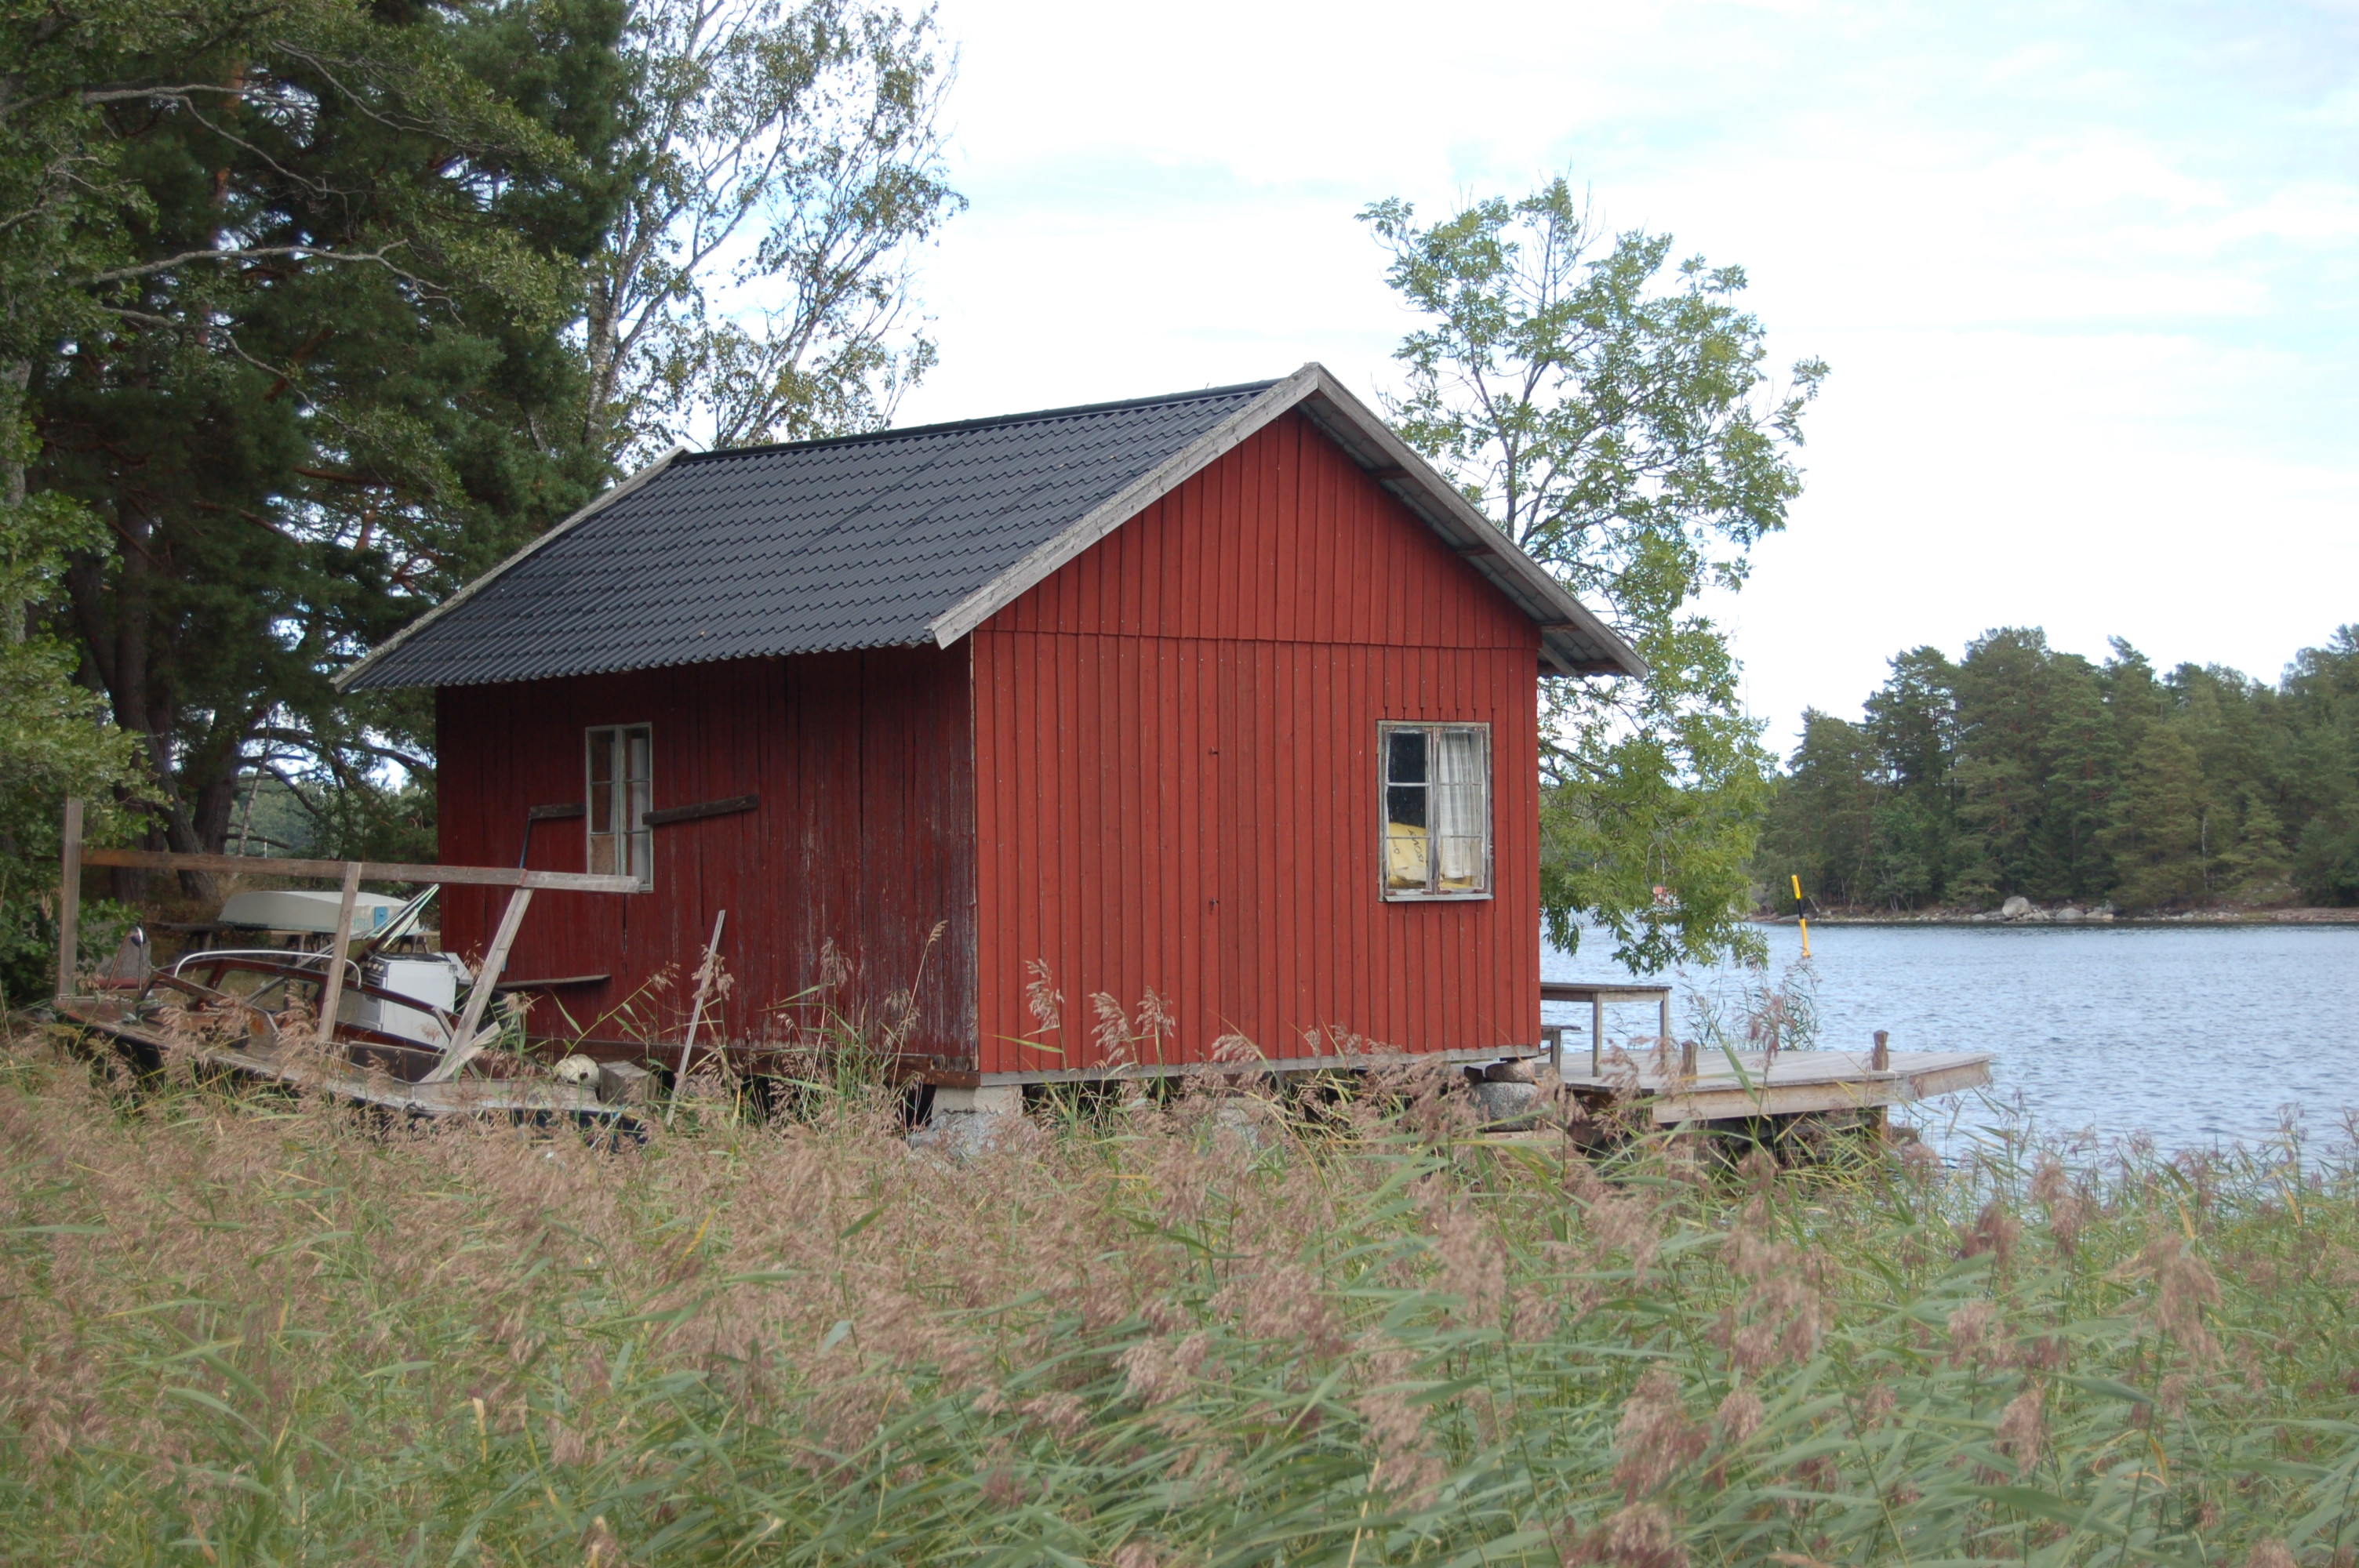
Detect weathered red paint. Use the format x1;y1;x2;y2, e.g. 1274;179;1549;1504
436;646;976;1059
969;412;1540;1073
436;411;1541;1075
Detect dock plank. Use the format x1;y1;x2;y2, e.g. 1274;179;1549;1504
1561;1047;1991;1124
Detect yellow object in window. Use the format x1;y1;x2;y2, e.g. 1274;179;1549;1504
1384;822;1429;889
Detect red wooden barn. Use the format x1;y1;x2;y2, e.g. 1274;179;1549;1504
338;365;1641;1083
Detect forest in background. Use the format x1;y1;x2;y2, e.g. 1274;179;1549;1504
1755;623;2359;914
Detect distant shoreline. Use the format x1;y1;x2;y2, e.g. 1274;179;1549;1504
1756;906;2359;928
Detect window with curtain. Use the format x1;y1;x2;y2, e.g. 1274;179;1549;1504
1380;723;1492;898
586;724;653;887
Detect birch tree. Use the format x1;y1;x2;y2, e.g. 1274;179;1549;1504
583;0;961;461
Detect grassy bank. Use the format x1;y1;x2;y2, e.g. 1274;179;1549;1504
4;1040;2357;1566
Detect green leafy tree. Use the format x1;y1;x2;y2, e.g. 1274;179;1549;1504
0;460;147;1000
13;0;628;865
582;0;961;462
1362;179;1825;971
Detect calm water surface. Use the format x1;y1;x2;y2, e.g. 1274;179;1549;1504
1542;924;2359;1154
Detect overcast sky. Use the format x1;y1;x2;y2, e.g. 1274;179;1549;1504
885;0;2359;750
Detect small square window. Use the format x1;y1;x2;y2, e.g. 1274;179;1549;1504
1380;723;1491;899
587;724;652;887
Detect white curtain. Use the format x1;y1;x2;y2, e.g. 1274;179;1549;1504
1431;728;1487;888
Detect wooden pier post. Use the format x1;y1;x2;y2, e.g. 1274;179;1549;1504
1590;995;1604;1076
1872;1029;1890;1071
55;800;82;1002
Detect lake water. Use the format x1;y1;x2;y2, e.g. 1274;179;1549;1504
1542;923;2359;1156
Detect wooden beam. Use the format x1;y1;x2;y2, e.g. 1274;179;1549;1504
312;862;363;1047
55;799;82;1002
78;846;639;895
493;973;610;992
422;887;534;1083
642;793;758;828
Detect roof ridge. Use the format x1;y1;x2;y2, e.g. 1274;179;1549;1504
671;379;1284;463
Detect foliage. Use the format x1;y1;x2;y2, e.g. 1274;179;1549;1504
1759;623;2359;912
1363;180;1825;972
9;0;629;858
0;447;148;1000
582;0;961;463
8;1040;2359;1563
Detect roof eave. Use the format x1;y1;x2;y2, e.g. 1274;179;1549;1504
332;445;693;694
1286;372;1647;681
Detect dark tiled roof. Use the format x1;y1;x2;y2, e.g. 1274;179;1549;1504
345;381;1278;690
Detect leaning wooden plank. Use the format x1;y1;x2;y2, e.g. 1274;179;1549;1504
666;909;728;1126
78;846;640;895
312;862;363;1047
421;887;534;1084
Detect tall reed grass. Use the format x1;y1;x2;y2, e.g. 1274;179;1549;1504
4;1029;2357;1566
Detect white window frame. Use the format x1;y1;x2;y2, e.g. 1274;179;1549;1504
586;724;653;888
1379;721;1493;901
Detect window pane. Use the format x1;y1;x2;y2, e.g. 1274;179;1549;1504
1430;728;1489;891
1386;728;1427;786
589;780;614;837
626;730;650;785
588;833;616;875
1435;837;1485;891
1384;782;1427;831
588;729;614;786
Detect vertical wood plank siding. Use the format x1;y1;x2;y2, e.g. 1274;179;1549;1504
437;646;976;1058
972;412;1542;1074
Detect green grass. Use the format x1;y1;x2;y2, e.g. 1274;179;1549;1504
4;1035;2357;1566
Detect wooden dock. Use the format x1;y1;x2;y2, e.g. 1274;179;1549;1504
1561;1046;1992;1125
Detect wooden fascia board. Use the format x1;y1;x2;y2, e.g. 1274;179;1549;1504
1289;374;1645;680
925;367;1325;648
927;361;1645;681
331;445;692;693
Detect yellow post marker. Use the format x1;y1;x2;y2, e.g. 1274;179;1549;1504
1791;873;1812;960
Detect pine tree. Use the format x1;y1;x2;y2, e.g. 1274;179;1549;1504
2102;726;2208;911
21;0;628;859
